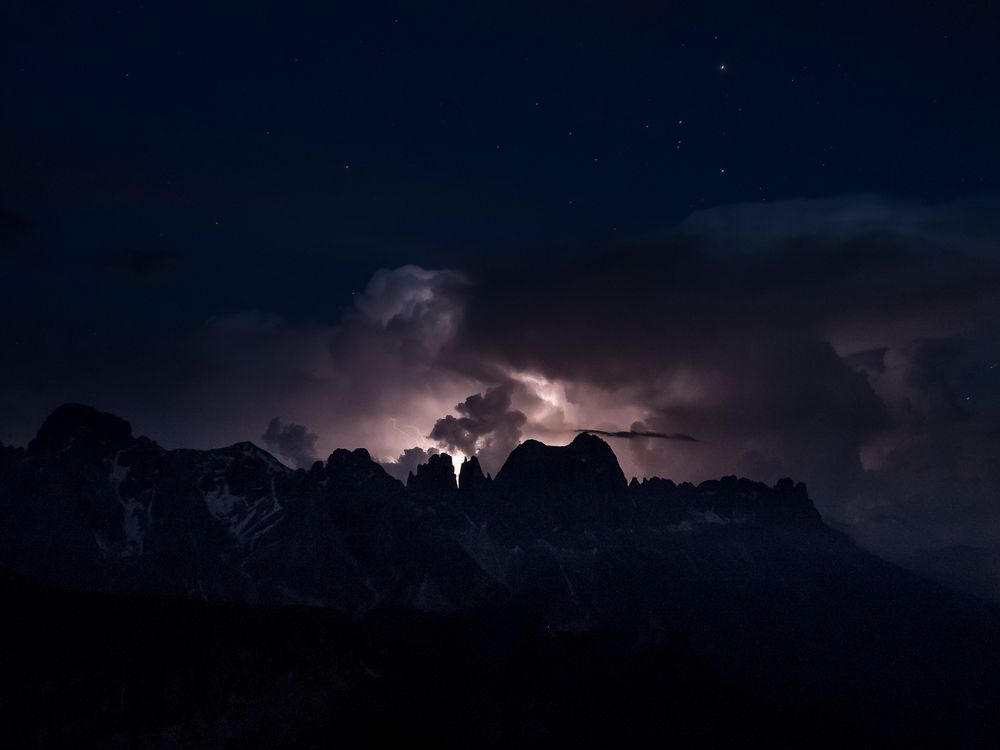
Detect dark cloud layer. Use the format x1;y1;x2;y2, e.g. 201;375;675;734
578;429;699;442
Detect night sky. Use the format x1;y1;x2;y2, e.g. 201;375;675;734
2;2;1000;559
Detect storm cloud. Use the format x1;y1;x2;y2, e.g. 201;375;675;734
429;381;528;473
444;195;1000;556
3;195;1000;563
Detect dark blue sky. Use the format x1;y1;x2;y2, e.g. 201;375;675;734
4;2;998;285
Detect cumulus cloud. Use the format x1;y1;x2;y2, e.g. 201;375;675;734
262;417;320;468
430;381;528;473
3;265;481;464
350;264;469;355
137;265;480;463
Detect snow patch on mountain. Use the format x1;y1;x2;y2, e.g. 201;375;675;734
203;480;285;547
99;452;153;557
667;509;752;532
119;497;150;556
204;483;242;518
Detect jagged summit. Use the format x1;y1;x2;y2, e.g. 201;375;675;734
492;431;629;531
407;453;457;495
1;403;829;597
327;447;376;465
14;404;827;535
324;447;402;490
497;432;627;485
211;441;289;473
458;455;488;492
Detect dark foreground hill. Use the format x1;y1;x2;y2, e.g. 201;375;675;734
3;573;863;748
1;404;999;747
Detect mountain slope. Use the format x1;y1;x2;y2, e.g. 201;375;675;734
2;404;999;746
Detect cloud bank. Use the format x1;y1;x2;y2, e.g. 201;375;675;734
4;195;1000;561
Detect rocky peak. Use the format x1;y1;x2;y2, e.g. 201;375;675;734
28;403;135;458
325;448;402;490
407;453;458;496
214;442;289;475
497;434;627;492
493;433;628;531
567;430;615;454
458;455;489;493
626;473;824;529
769;477;823;527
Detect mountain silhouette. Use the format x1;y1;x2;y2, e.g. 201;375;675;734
1;403;999;746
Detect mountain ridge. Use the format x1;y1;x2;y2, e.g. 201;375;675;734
3;403;1000;745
